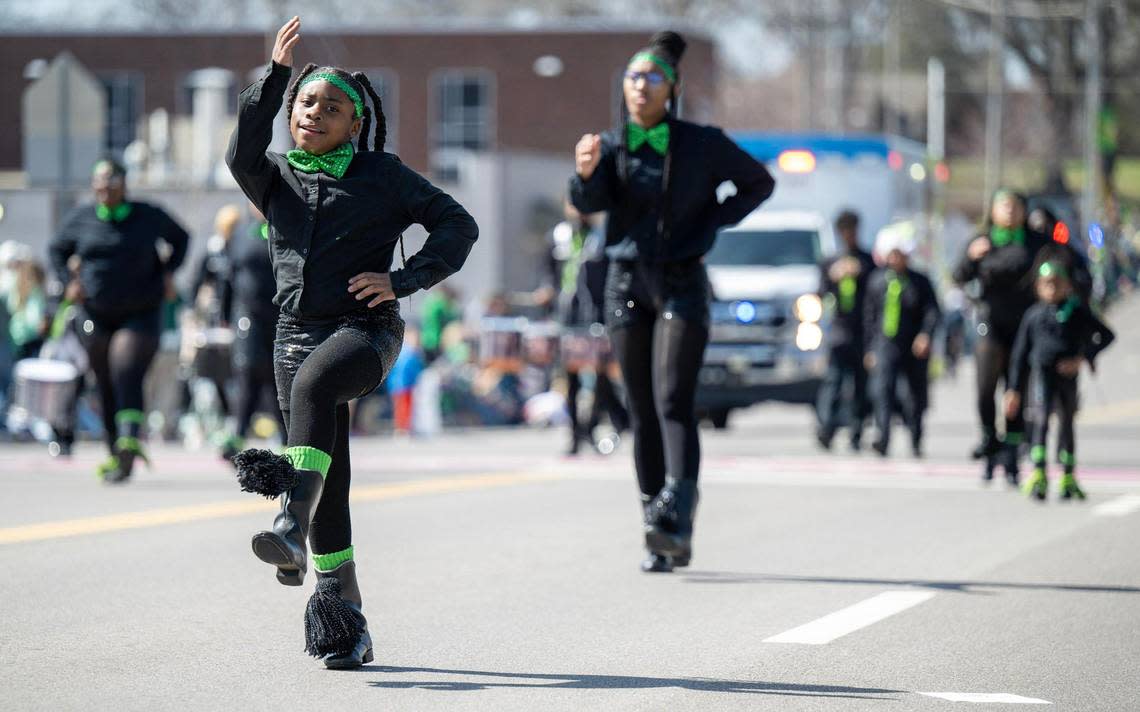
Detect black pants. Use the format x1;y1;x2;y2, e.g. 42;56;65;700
872;348;929;449
566;368;629;441
975;330;1025;441
816;344;868;443
80;306;161;453
274;304;404;555
606;260;709;498
1029;368;1078;472
232;309;284;440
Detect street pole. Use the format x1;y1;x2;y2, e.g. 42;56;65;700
982;0;1005;212
1082;0;1102;237
887;0;902;136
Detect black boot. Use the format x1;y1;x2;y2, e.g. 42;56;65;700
640;494;673;573
234;449;323;586
305;560;373;669
1001;441;1021;487
971;432;1001;460
645;479;698;567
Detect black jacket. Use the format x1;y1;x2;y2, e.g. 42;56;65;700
819;247;876;350
952;231;1048;339
50;201;189;315
863;267;941;356
568;119;775;263
229;222;278;321
1009;299;1115;392
226;62;478;318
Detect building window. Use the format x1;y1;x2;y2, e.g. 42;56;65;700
361;69;398;154
430;70;494;181
99;72;145;157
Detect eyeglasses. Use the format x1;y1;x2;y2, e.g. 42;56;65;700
624;70;667;86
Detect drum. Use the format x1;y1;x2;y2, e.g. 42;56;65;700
523;321;561;368
191;327;235;383
560;322;611;372
11;358;81;426
478;317;526;372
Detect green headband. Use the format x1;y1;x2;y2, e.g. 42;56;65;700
1038;261;1068;280
629;52;677;83
299;72;364;118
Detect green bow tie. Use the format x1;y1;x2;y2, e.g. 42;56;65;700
286;143;355;179
627;122;670;155
96;202;133;223
990;226;1025;248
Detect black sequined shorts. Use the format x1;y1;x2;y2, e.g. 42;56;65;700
273;302;404;412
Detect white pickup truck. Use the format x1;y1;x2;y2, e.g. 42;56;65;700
697;210;837;428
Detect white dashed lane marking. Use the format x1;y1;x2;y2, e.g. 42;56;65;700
763;591;936;645
918;692;1050;704
1092;494;1140;517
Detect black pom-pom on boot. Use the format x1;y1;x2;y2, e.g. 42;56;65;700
233;449;300;498
305;560;373;669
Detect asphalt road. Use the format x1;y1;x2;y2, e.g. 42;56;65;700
2;297;1139;711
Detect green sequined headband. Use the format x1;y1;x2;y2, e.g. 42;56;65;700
629;52;677;83
1039;261;1068;279
299;72;364;118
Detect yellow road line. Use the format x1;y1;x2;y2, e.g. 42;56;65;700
0;471;559;546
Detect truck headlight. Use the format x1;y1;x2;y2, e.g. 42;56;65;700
795;322;823;351
793;294;823;323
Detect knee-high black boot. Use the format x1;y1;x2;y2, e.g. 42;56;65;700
234;449;324;586
646;479;698;568
305;560;373;669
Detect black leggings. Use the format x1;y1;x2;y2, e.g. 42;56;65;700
606;261;710;498
566;368;628;438
275;306;403;555
975;331;1025;439
81;308;161;453
233;316;284;440
1030;369;1078;472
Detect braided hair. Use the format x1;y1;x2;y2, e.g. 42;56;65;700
616;30;687;247
285;63;388;152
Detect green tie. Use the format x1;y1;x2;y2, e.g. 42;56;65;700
96;202;133;223
560;231;586;295
627;122;670;155
286;143;355;179
259;222;269;241
883;272;906;338
838;276;857;313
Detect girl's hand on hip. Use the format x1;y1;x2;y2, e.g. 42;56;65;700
348;272;395;308
273;17;301;67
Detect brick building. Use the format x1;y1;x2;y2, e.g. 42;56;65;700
1;24;717;180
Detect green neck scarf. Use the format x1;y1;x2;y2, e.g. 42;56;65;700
286;143;355;179
96;202;133;223
838;276;857;313
1056;295;1080;324
627;121;670;155
990;225;1026;248
258;222;269;241
883;271;907;338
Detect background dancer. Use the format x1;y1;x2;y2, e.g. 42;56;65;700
227;17;477;669
570;30;774;573
49;158;190;483
1007;253;1115;501
816;210;876;452
953;190;1045;483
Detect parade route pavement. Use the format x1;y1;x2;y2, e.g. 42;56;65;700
3;297;1140;711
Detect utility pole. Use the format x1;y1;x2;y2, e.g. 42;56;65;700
886;0;902;136
1082;0;1102;237
982;0;1005;211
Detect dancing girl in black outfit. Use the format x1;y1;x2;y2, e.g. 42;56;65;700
569;31;774;573
50;159;190;483
227;18;477;668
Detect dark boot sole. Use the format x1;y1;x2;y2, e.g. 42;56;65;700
324;648;374;669
251;532;305;586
